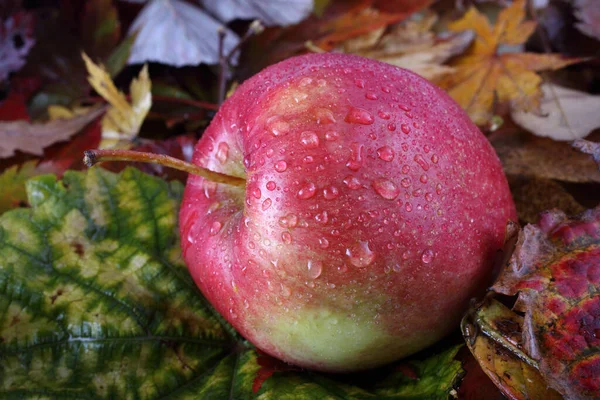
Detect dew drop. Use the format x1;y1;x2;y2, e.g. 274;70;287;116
387;122;396;131
307;260;323;279
345;107;374;125
274;160;288;172
405;202;413;212
315;211;329;223
315;108;336;124
372;178;400;200
251;187;262;199
431;154;439;164
398;104;411;112
337;264;348;273
346;142;363;171
401;177;412;188
425;192;433;202
420;175;428;183
421;248;434;264
401;165;410;174
300;131;320;148
297;182;316;199
281;285;291;297
323;185;340;200
278;214;299;228
209;221;222;236
366;92;378;100
319;237;330;249
354;78;365;88
266;115;290;136
261;198;272;210
325;131;339;141
378;110;391;120
216;142;229;164
346;241;376;268
343;175;361;190
303;155;314;164
401;124;410;134
266;181;276;191
377;146;395;162
281;231;292;244
436;183;442;194
414;154;430;171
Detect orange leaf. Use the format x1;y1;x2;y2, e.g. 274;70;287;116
436;0;579;125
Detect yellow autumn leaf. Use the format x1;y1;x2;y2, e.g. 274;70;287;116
436;0;579;125
82;53;151;148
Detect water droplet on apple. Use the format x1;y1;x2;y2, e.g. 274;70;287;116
343;175;361;190
325;131;339;141
365;92;378;100
266;115;290;136
266;181;276;191
262;198;272;210
431;154;439;164
345;107;374;125
346;142;363;171
420;175;428;183
436;183;442;194
372;178;399;200
315;108;336;124
278;213;299;228
300;131;320;148
297;182;316;199
398;104;411;111
251;187;262;199
414;154;430;171
378;110;390;120
216;142;229;164
401;124;410;134
401;177;411;188
303;155;314;164
354;78;365;88
307;259;323;279
319;237;330;249
393;264;402;272
346;241;375;268
274;160;288;172
405;202;413;212
209;221;222;235
315;211;328;223
425;192;433;202
281;284;291;297
281;231;292;244
323;185;339;200
377;146;395;162
421;248;434;264
387;122;396;131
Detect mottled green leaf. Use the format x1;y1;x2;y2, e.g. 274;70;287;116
0;167;463;399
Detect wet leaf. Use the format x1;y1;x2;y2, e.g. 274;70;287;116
0;11;35;82
344;12;474;81
0;167;464;399
462;298;563;400
491;130;600;183
83;53;151;148
126;0;239;67
0;106;104;158
436;0;579;125
492;206;600;399
199;0;313;26
512;84;600;141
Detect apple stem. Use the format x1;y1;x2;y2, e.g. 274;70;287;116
83;149;246;187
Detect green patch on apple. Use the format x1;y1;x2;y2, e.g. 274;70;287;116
0;167;463;398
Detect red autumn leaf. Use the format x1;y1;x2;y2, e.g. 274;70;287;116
252;350;301;393
492;206;600;399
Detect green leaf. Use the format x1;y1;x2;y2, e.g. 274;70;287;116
0;161;40;214
0;167;463;399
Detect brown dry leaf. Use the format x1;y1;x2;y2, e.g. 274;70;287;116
0;106;105;159
508;176;585;224
491;130;600;183
436;0;579;125
344;13;475;81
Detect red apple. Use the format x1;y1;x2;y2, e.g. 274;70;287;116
179;53;516;372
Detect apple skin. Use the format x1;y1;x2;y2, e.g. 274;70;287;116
179;53;516;372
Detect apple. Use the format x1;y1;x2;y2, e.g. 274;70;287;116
176;53;516;372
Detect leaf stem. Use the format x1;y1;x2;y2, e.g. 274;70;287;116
84;149;246;187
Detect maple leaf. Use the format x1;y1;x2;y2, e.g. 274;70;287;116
343;12;474;81
0;106;105;158
82;53;151;148
436;0;579;125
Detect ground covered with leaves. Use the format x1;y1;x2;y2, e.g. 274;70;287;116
0;0;599;399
